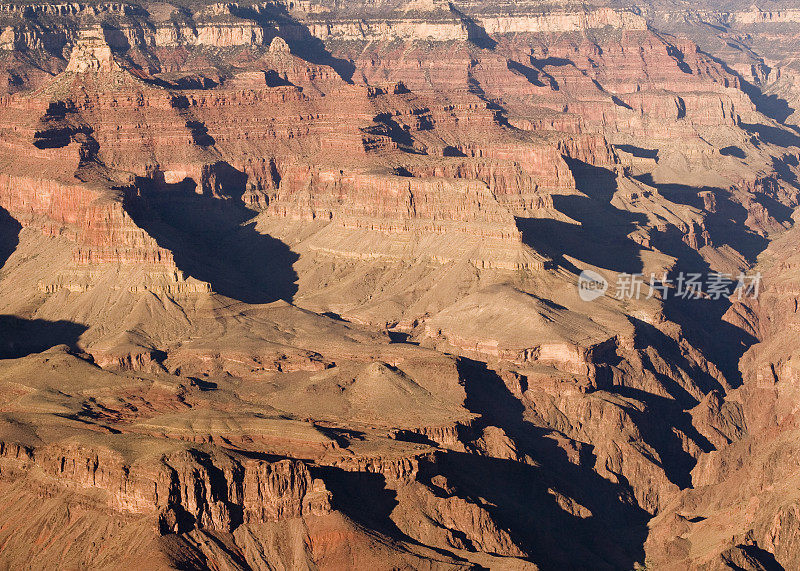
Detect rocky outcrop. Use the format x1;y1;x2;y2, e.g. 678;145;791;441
0;173;207;295
478;7;647;34
65;29;121;73
0;439;331;533
0;0;799;568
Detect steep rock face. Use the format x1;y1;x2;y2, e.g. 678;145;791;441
0;1;799;569
0;11;764;292
478;7;647;34
0;344;534;568
65;28;121;73
0;438;331;532
0;172;206;296
643;214;800;569
733;8;800;24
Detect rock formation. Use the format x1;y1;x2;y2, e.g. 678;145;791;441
0;0;799;568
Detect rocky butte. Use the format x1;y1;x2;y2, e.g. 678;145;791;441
0;0;799;568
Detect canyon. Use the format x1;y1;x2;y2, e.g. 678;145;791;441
0;0;800;568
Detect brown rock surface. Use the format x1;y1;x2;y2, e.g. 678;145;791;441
0;0;799;568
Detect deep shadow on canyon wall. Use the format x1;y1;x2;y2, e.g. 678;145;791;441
125;164;299;304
